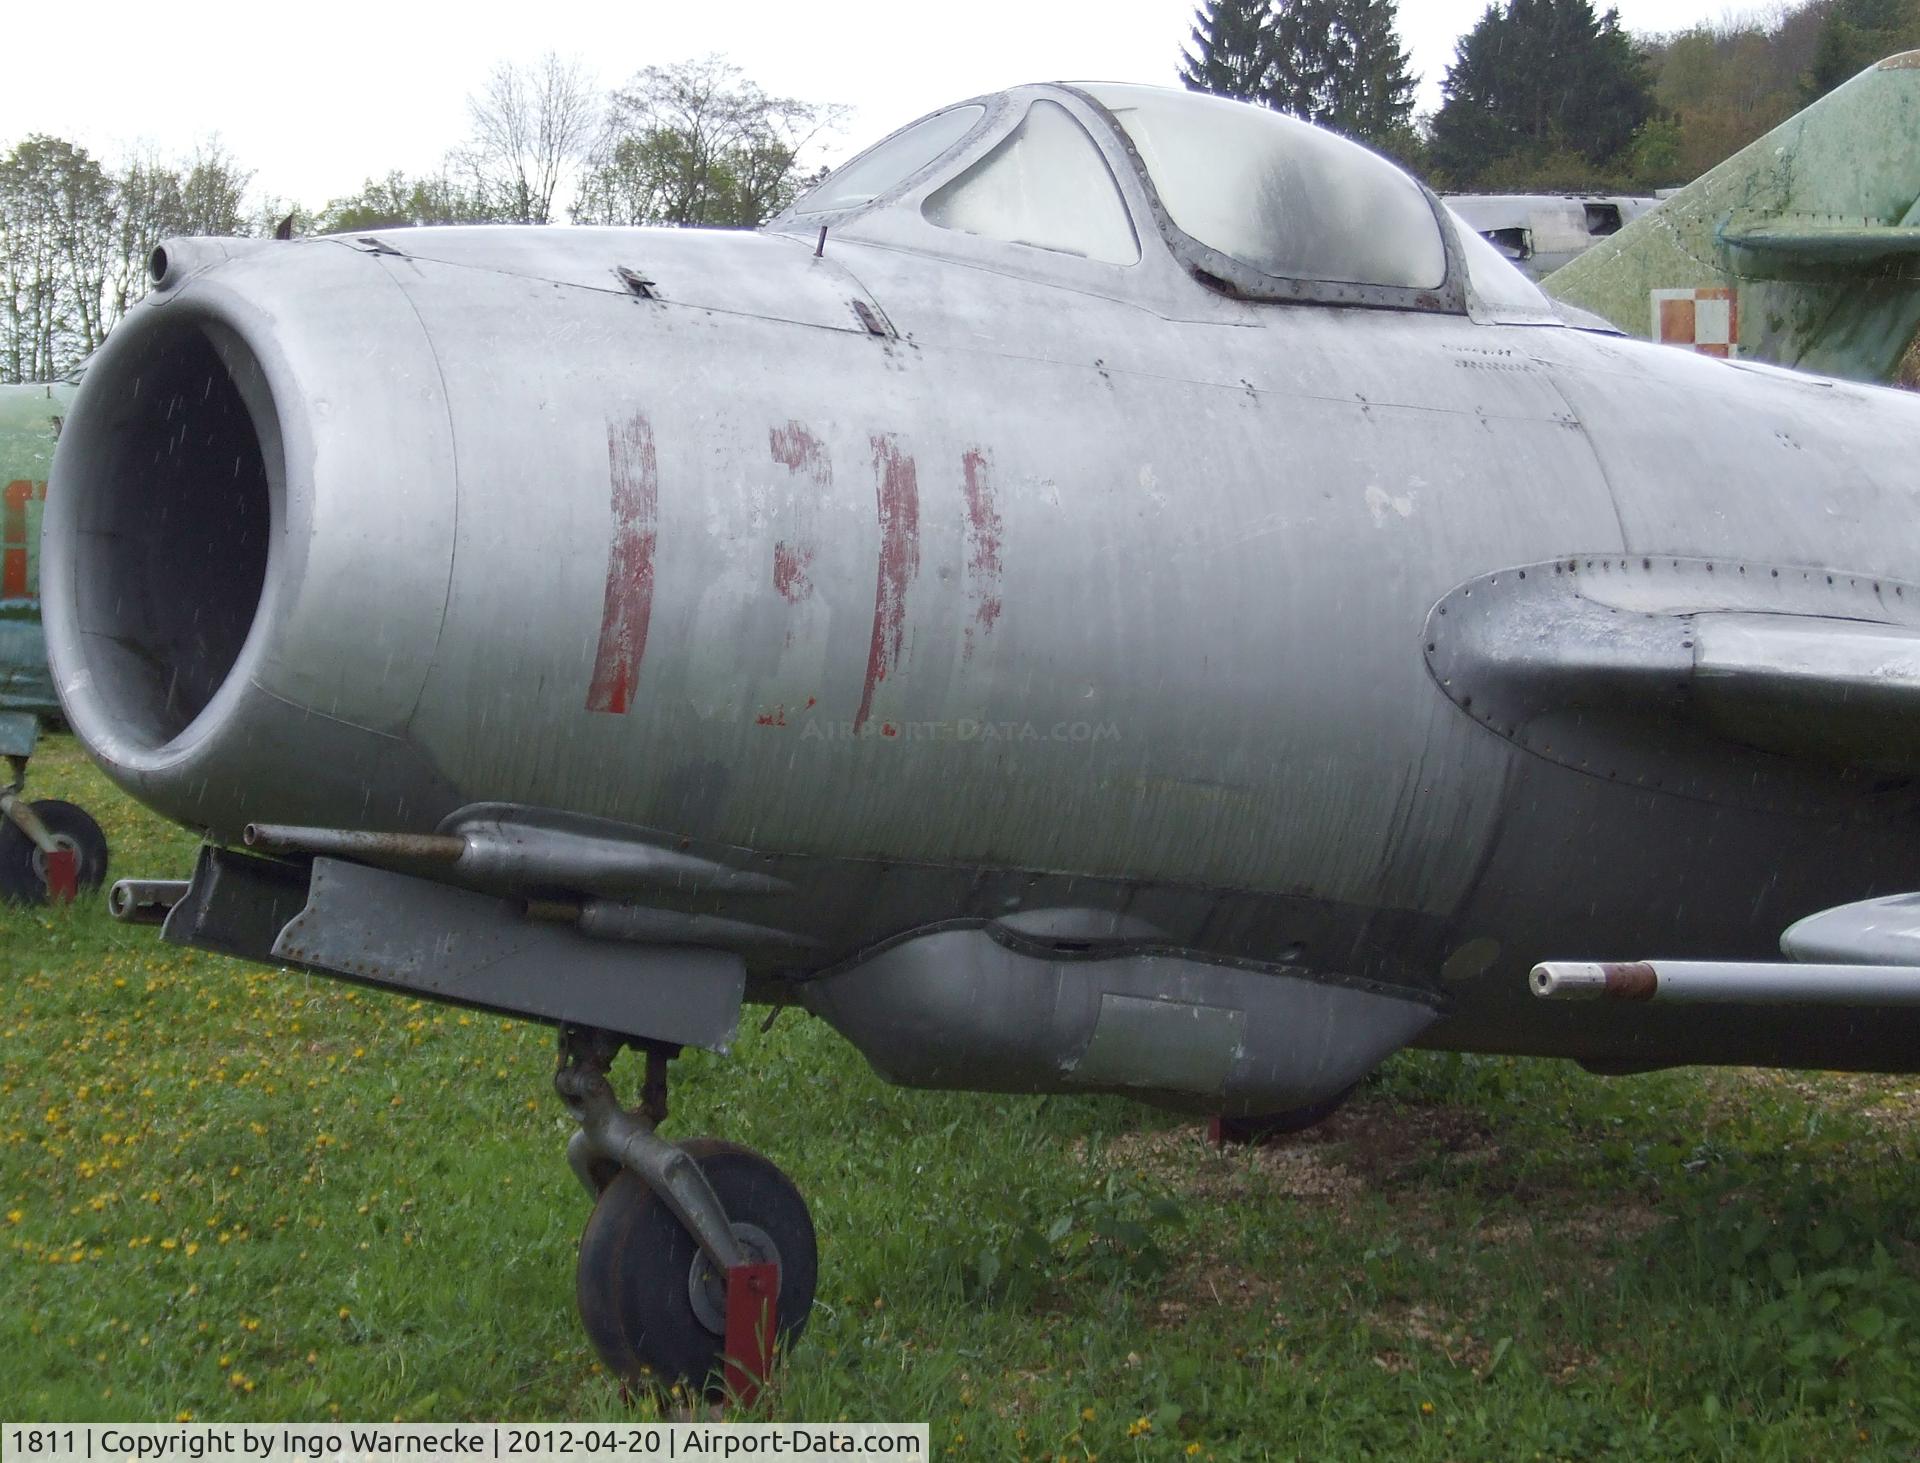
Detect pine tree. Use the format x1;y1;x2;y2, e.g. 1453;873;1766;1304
1429;0;1656;187
1180;0;1276;103
1183;0;1418;153
1320;0;1420;151
1805;0;1920;101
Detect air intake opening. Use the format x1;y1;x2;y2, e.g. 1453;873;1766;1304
63;322;274;750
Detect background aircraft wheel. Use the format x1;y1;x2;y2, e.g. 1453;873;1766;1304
1212;1083;1358;1145
0;800;109;903
576;1137;817;1397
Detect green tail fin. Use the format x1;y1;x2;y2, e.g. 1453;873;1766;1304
1546;52;1920;384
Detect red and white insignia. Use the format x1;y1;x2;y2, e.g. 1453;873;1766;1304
1651;286;1738;358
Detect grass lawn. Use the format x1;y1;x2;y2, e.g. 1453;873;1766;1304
4;734;1919;1458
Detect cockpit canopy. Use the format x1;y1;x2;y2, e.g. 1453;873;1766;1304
776;83;1555;321
1081;84;1443;290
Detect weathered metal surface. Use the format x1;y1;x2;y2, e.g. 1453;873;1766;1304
1781;893;1920;966
161;846;313;963
1529;962;1657;1000
799;927;1441;1115
1423;555;1920;806
1444;193;1659;278
555;1034;747;1272
1533;959;1920;1005
244;823;468;862
570;901;818;953
1;786;61;853
1547;54;1920;381
107;878;191;924
272;858;746;1049
0;710;37;759
40;80;1920;1085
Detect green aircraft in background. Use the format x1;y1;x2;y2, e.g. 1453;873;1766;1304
0;375;108;902
1548;51;1920;385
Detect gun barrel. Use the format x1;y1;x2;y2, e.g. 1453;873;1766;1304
107;879;191;925
1531;959;1920;1005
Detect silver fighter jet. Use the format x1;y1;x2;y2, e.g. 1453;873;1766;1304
41;83;1920;1393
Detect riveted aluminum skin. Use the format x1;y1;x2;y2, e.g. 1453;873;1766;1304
41;82;1920;1075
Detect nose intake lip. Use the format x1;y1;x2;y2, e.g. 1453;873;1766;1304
44;304;282;762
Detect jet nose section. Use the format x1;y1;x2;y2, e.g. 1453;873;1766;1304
42;240;463;836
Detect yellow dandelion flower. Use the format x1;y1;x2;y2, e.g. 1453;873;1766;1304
160;1238;177;1251
338;1306;351;1320
243;1318;260;1332
175;1413;193;1424
1127;1418;1152;1438
218;1355;232;1369
1185;1446;1201;1458
1080;1408;1096;1424
1420;1402;1435;1416
5;1209;20;1224
185;1243;199;1257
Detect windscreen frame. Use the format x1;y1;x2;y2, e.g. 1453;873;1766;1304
1061;84;1471;315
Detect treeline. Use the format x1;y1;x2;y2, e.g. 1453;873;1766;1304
0;55;839;383
1184;0;1920;190
0;139;258;382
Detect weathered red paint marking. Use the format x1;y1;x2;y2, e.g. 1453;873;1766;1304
853;435;920;733
3;480;41;601
768;423;828;605
881;722;898;738
585;413;659;715
772;541;815;603
769;421;830;481
960;448;1003;658
754;705;789;728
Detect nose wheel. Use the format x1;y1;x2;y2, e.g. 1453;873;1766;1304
556;1028;816;1401
578;1140;816;1397
0;794;110;904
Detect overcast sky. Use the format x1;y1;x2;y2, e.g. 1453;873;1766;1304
3;0;1759;210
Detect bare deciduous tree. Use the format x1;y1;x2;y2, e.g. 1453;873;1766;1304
573;56;845;228
0;134;256;382
0;136;116;379
457;53;599;224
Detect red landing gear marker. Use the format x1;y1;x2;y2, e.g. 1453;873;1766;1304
44;847;78;903
722;1261;780;1407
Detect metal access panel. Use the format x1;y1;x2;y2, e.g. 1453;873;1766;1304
163;848;744;1050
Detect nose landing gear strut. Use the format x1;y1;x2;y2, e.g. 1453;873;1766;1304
556;1027;817;1404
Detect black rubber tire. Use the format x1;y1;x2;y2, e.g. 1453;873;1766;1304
576;1137;817;1397
0;799;109;904
1214;1083;1359;1145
